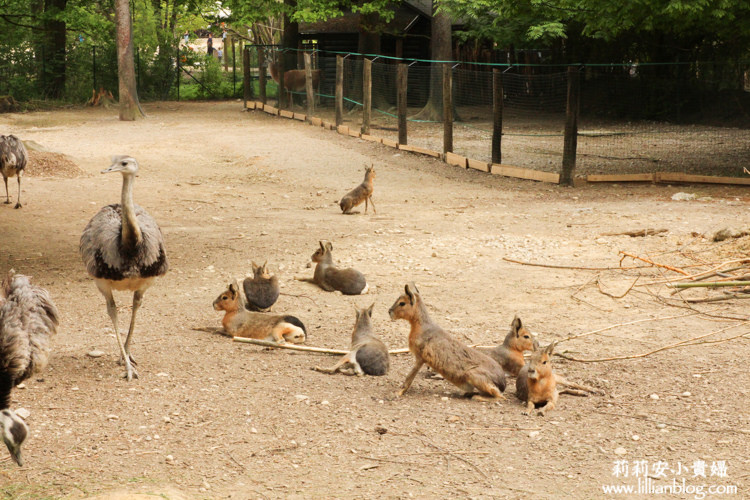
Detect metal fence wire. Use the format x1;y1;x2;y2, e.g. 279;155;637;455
258;49;749;180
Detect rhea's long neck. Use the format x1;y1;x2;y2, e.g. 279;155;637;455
120;173;142;248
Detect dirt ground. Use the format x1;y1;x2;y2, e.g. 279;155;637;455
1;101;749;499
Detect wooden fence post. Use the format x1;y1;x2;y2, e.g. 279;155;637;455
491;68;503;169
397;63;408;145
258;46;266;104
304;52;314;120
242;46;251;108
335;55;344;126
361;58;372;135
278;56;287;109
442;63;453;155
560;65;580;186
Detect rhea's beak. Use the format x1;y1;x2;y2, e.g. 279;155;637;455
4;440;22;467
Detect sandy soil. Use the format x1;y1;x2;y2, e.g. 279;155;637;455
1;101;749;499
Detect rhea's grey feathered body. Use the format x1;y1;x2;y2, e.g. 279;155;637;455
0;269;59;466
80;156;168;381
0;135;28;209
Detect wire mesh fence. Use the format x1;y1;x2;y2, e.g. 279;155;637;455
258;48;750;181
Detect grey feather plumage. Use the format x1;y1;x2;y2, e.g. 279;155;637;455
80;203;168;281
0;135;28;208
0;271;59;407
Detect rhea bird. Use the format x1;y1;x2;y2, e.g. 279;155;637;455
80;156;168;381
0;269;59;466
0;134;28;209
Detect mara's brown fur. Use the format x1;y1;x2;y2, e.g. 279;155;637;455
269;62;321;93
297;241;368;295
212;282;305;344
516;342;602;416
313;303;389;376
388;284;506;401
340;165;375;215
242;261;279;311
486;316;538;376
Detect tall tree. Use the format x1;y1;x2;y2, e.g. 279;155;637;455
42;0;67;98
414;2;452;120
115;0;144;120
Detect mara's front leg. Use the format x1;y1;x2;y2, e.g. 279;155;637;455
397;359;424;397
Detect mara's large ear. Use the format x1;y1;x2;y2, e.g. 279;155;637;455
228;282;238;297
262;260;268;271
366;302;375;317
251;261;259;272
405;284;416;305
319;241;326;251
325;241;333;252
544;342;557;356
511;315;523;335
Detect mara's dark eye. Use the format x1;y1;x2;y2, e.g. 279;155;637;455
121;161;127;166
399;301;406;306
543;360;547;364
524;335;530;339
221;295;227;300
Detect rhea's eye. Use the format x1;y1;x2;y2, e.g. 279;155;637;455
399;302;406;306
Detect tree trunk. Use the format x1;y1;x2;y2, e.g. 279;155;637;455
115;0;144;120
280;0;298;107
43;0;67;99
414;4;452;121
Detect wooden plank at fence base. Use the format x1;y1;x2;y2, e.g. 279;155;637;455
361;134;382;144
381;138;398;148
654;172;750;186
262;105;278;116
398;144;441;158
337;125;350;135
311;117;323;127
280;109;294;119
348;129;361;138
445;152;467;168
245;101;256;110
293;113;306;121
467;158;490;172
587;173;655;183
321;120;334;130
491;164;560;183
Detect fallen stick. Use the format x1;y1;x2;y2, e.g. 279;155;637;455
619;251;689;275
232;336;410;355
557;311;699;343
503;257;643;271
556;322;749;363
601;228;667;237
668;281;750;289
686;294;750;303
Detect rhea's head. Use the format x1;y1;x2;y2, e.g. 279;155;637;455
102;156;138;176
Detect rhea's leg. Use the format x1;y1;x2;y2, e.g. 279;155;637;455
123;290;143;365
397;359;424;397
3;177;9;204
99;284;138;380
13;175;21;209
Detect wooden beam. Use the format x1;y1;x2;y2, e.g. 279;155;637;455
398;144;441;158
304;51;314;120
443;63;453;154
397;63;408;145
560;66;580;186
280;109;294;119
491;164;560;183
258;46;266;104
445;151;467;168
335;55;344;127
467;158;490;172
492;68;503;167
587;173;655;183
362;58;372;135
655;172;750;185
